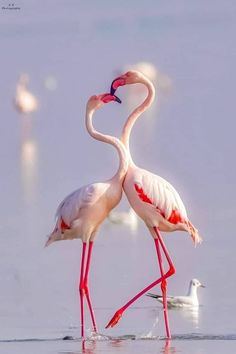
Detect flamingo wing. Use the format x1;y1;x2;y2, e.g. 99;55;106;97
134;168;188;223
55;183;107;231
133;168;201;244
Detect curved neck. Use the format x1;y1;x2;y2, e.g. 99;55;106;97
86;107;128;182
121;79;155;164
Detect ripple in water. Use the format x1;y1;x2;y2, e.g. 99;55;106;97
1;333;236;342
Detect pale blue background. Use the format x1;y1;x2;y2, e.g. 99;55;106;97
0;1;236;353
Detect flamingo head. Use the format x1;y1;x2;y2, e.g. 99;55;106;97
87;93;121;111
110;70;147;94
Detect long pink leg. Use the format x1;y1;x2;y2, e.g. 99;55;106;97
154;229;171;338
79;242;87;338
83;241;97;333
106;229;175;331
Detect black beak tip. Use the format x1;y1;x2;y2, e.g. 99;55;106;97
110;79;116;95
114;95;122;104
110;86;116;95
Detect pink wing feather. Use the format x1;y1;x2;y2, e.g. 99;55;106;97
134;169;201;245
55;183;107;232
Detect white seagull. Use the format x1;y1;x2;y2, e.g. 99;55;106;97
146;279;205;308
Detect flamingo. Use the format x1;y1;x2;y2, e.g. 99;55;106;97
108;207;138;232
15;73;38;114
106;71;202;338
45;93;128;338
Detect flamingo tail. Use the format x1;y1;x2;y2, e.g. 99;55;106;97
187;220;202;246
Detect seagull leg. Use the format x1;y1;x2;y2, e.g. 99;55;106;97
105;230;175;329
83;241;97;333
154;228;171;339
79;242;87;338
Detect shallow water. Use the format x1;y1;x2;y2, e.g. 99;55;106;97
1;1;236;353
1;335;236;354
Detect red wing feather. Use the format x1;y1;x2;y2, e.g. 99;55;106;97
134;183;165;218
134;183;153;204
60;218;70;231
167;209;184;224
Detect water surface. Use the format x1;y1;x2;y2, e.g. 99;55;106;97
1;1;236;353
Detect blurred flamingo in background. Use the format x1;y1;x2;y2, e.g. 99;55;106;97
122;61;172;95
108;206;138;233
45;93;128;338
106;71;201;339
15;73;38;114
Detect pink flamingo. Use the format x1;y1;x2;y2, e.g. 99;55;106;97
45;93;128;338
106;71;202;338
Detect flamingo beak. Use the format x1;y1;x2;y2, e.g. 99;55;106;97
101;94;122;104
114;95;122;104
110;77;126;95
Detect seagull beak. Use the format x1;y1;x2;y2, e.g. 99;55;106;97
200;284;205;288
